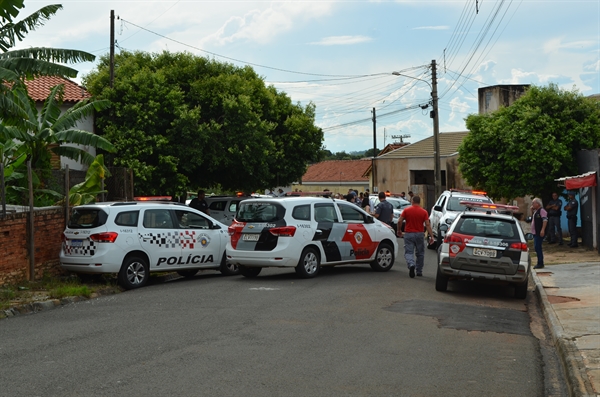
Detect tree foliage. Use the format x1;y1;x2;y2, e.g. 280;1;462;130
83;51;324;196
459;84;600;200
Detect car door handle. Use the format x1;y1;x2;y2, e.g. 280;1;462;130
315;229;322;234
346;230;353;234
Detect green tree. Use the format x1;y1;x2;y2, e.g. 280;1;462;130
459;84;600;200
2;85;114;169
83;51;324;196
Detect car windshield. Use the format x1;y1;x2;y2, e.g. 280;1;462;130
236;202;285;222
387;198;411;210
456;216;518;238
447;196;493;211
68;209;108;228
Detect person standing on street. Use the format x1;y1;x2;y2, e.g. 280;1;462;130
189;190;209;215
397;195;434;278
545;192;563;245
531;198;548;269
564;192;579;248
373;192;394;227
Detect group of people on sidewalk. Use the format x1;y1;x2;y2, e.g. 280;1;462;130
530;192;579;269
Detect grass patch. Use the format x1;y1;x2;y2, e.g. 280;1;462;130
0;273;121;315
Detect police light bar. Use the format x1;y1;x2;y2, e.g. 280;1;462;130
459;201;519;212
134;196;172;201
450;188;487;195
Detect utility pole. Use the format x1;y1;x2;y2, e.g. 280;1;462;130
110;10;115;88
431;59;441;198
372;107;377;193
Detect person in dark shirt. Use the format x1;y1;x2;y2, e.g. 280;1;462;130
564;192;579;248
545;192;563;245
373;192;393;226
189;190;209;215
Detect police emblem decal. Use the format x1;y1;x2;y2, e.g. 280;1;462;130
199;234;210;247
355;231;363;244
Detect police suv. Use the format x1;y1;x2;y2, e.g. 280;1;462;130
60;201;239;289
436;202;532;299
226;197;399;278
429;189;493;247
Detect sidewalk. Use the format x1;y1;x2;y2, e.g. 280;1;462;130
532;262;600;397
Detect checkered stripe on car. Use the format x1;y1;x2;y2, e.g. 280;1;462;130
63;241;96;256
139;231;198;249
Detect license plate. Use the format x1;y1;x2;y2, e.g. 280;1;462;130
473;248;497;258
242;234;260;242
70;239;83;247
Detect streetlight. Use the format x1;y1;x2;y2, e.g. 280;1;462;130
392;60;441;199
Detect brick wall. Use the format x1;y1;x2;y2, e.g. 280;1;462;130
0;207;66;286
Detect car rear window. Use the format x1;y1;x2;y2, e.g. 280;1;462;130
209;200;227;211
448;196;493;211
115;211;139;227
68;209;108;229
456;217;518;238
292;205;311;220
237;202;285;222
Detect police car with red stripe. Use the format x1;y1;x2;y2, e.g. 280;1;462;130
435;201;533;299
60;201;239;289
226;197;399;278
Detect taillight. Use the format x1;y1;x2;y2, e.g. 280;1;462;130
510;242;528;251
445;233;467;258
89;232;118;243
269;226;297;237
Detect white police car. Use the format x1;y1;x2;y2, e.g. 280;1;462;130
436;202;532;299
226;197;399;278
60;201;238;289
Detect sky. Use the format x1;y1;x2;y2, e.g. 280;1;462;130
16;0;600;153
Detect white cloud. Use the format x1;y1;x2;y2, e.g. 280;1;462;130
543;37;597;54
309;36;372;46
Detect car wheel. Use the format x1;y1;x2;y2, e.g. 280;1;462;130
435;266;448;292
239;265;262;278
370;242;395;272
118;256;149;290
514;279;528;299
295;247;320;278
176;269;199;278
219;253;239;276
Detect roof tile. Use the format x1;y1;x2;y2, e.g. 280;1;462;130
380;131;469;159
23;76;91;102
302;159;371;183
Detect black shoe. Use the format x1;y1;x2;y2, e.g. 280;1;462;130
571;245;579;248
417;272;423;277
558;242;563;246
534;264;544;269
548;241;556;244
409;266;415;278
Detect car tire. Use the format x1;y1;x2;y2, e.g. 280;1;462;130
239;265;262;278
219;253;239;276
514;279;528;299
176;269;199;278
370;242;395;272
118;256;149;290
295;247;320;278
435;266;449;292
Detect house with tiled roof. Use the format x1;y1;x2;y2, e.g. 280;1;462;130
292;159;371;194
367;131;470;210
23;76;94;170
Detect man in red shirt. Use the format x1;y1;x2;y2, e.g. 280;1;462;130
397;195;434;278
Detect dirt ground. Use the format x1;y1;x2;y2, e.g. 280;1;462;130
529;238;599;265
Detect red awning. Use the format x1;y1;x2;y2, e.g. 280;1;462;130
555;171;597;190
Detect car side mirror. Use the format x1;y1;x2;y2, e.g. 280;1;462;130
439;224;449;238
434;205;443;212
365;215;375;224
524;232;534;241
211;223;221;230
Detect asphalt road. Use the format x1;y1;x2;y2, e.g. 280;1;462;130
0;241;566;397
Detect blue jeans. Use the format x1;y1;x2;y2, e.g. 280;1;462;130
533;234;544;267
404;232;425;273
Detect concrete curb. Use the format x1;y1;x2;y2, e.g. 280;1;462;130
1;289;117;319
531;270;597;397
